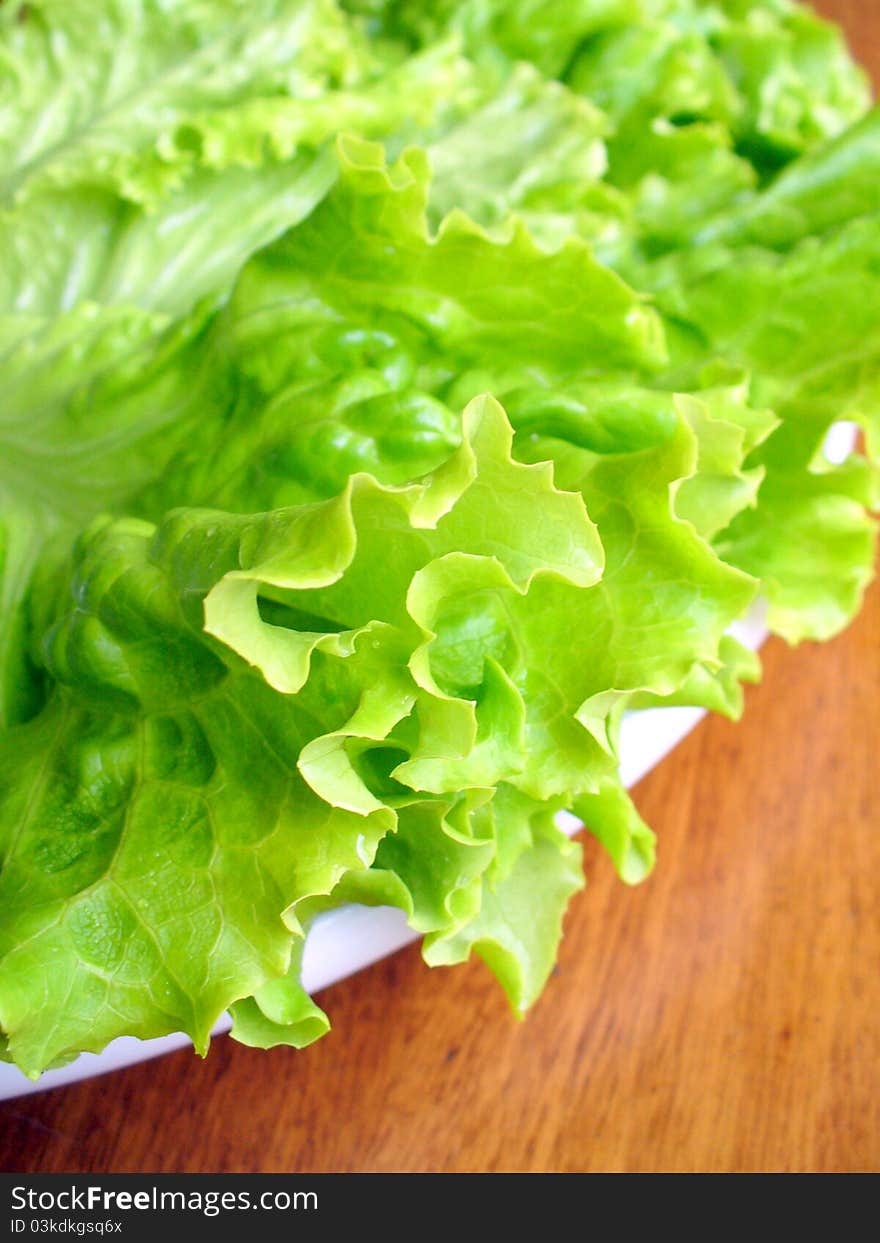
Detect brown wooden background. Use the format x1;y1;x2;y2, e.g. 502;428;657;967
2;0;878;1175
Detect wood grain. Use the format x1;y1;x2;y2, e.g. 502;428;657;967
819;0;880;85
2;0;878;1176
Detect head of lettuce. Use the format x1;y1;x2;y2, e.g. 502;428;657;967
0;0;877;1078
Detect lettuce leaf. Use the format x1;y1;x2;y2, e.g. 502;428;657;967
0;393;755;1074
0;0;471;315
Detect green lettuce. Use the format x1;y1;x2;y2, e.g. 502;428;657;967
0;0;472;315
0;0;877;1075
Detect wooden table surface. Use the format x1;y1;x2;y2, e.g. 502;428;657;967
2;1;878;1176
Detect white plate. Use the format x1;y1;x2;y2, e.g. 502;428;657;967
0;424;857;1100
